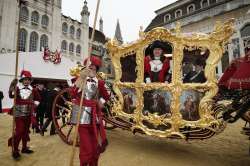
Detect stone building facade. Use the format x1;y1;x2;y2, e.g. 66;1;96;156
146;0;250;76
0;0;107;63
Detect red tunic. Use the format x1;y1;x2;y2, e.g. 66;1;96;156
8;84;41;153
144;55;170;82
70;79;110;165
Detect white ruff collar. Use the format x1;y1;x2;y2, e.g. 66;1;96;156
18;84;33;90
150;60;163;72
87;76;98;83
18;84;33;99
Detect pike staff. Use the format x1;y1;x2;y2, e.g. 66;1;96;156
11;0;28;156
69;0;101;165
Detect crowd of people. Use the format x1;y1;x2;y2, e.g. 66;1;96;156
4;40;209;164
6;55;111;166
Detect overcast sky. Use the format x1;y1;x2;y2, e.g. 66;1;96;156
61;0;177;42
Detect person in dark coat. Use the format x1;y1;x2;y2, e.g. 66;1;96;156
36;84;47;132
183;59;206;83
40;83;59;136
0;91;4;113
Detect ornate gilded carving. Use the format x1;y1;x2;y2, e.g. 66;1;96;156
106;19;235;138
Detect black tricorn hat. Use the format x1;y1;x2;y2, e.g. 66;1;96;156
150;40;166;50
149;40;172;53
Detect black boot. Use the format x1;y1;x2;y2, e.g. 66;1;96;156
21;148;34;154
12;151;21;160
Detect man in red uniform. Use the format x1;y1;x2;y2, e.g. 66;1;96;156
8;70;40;159
71;56;110;166
144;40;171;83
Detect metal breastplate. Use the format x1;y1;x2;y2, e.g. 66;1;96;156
70;104;100;125
15;105;32;117
14;88;33;117
70;81;99;125
84;81;98;100
71;105;92;124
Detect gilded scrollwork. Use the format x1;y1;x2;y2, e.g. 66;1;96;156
104;19;235;138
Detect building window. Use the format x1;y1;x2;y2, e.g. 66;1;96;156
240;23;250;54
61;40;67;51
41;15;49;28
240;23;250;38
76;28;81;39
201;0;209;8
164;14;171;22
18;28;27;52
70;25;75;37
175;9;182;18
187;4;195;13
62;22;68;33
232;38;240;59
69;43;74;53
76;45;81;55
29;31;39;52
31;11;39;25
20;7;29;22
40;34;48;51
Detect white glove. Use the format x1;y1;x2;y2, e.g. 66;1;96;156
145;77;151;83
34;101;40;106
100;98;106;104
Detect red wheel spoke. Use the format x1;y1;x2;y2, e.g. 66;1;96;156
66;125;73;141
59;94;71;104
59;123;67;130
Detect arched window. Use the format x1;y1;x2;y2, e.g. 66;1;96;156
241;24;250;38
41;15;49;27
31;11;39;25
18;28;27;51
240;23;250;53
61;40;67;51
40;34;48;51
76;28;81;39
20;7;29;22
187;4;195;13
69;43;74;53
62;22;68;33
70;25;75;37
76;45;81;55
175;9;182;18
164;14;171;22
201;0;209;8
29;32;39;52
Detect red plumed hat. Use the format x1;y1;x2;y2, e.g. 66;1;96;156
19;70;32;82
83;56;102;68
